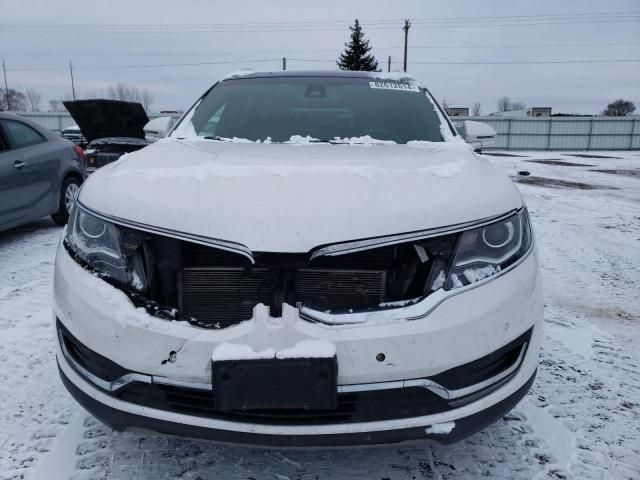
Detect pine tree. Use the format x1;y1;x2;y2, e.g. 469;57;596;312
337;19;379;71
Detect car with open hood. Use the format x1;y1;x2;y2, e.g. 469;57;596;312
63;99;151;172
54;70;542;447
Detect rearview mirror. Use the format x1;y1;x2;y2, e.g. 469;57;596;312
460;120;496;153
144;116;175;142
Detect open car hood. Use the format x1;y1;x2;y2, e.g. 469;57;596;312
63;99;149;143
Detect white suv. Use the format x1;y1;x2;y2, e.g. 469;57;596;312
54;70;542;447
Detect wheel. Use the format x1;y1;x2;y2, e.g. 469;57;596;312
51;176;81;226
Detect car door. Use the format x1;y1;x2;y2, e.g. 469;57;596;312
0;119;52;228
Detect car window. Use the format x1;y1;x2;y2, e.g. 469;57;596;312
1;119;46;149
0;127;8;151
175;77;445;144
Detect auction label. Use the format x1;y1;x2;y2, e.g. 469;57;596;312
369;81;420;92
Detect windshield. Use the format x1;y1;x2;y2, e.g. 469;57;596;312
172;76;449;144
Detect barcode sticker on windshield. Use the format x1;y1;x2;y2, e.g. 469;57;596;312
369;81;420;92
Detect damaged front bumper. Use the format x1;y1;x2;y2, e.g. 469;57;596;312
54;239;542;446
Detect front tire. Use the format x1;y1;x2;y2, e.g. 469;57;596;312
51;177;81;226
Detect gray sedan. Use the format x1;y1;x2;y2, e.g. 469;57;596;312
0;112;85;232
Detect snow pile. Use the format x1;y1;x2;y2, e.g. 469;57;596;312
368;71;419;84
220;68;255;81
212;339;336;362
211;343;276;361
463;265;501;284
331;135;396;146
425;421;456;435
285;135;321;145
430;270;446;290
276;339;336;359
66;257;192;332
407;140;446;149
207;136;273;144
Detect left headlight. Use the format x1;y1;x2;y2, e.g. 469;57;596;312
66;206;148;292
445;209;533;290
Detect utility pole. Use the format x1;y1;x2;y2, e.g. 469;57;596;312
69;60;76;100
388;56;391;72
2;58;10;111
282;57;286;71
403;19;411;73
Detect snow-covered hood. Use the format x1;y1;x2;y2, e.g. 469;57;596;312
78;139;523;253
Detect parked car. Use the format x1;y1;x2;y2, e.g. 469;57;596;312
143;115;178;142
61;123;86;147
0;112;84;232
63;99;150;173
54;71;541;448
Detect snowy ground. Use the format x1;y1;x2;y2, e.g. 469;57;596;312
1;150;639;480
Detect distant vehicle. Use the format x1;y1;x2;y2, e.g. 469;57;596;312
54;70;541;448
61;123;86;147
143;115;177;142
64;99;151;173
0;112;85;232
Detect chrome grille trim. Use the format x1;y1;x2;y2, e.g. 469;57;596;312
76;201;255;263
310;209;520;260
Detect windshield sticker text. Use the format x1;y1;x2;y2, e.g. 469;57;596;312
369;81;420;92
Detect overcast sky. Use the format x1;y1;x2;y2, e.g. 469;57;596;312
1;0;638;114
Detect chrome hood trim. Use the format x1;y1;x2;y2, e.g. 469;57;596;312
78;199;518;264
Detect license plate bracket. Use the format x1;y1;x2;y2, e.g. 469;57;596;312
212;357;337;411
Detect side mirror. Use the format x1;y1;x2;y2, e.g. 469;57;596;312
144;116;175;142
461;120;496;153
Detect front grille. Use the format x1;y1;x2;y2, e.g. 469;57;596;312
139;234;458;329
179;268;273;325
179;267;386;326
294;268;385;311
86;152;123;169
118;383;451;425
96;152;122;167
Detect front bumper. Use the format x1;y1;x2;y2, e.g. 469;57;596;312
58;355;536;447
53;239;542;446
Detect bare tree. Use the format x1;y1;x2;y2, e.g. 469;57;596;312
48;99;65;112
472;102;482;116
497;96;512;112
140;89;154;112
497;96;526;112
83;88;106;99
25;88;42;112
603;99;635;116
0;89;28;111
106;82;141;102
441;97;449;111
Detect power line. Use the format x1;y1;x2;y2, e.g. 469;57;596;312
2;11;638;29
2;41;639;58
2;15;639;34
5;58;283;72
396;59;640;65
6;58;640;73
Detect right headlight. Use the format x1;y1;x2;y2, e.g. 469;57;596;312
445;209;533;290
65;205;148;293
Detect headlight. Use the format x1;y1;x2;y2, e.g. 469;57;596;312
66;206;148;292
445;209;532;290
